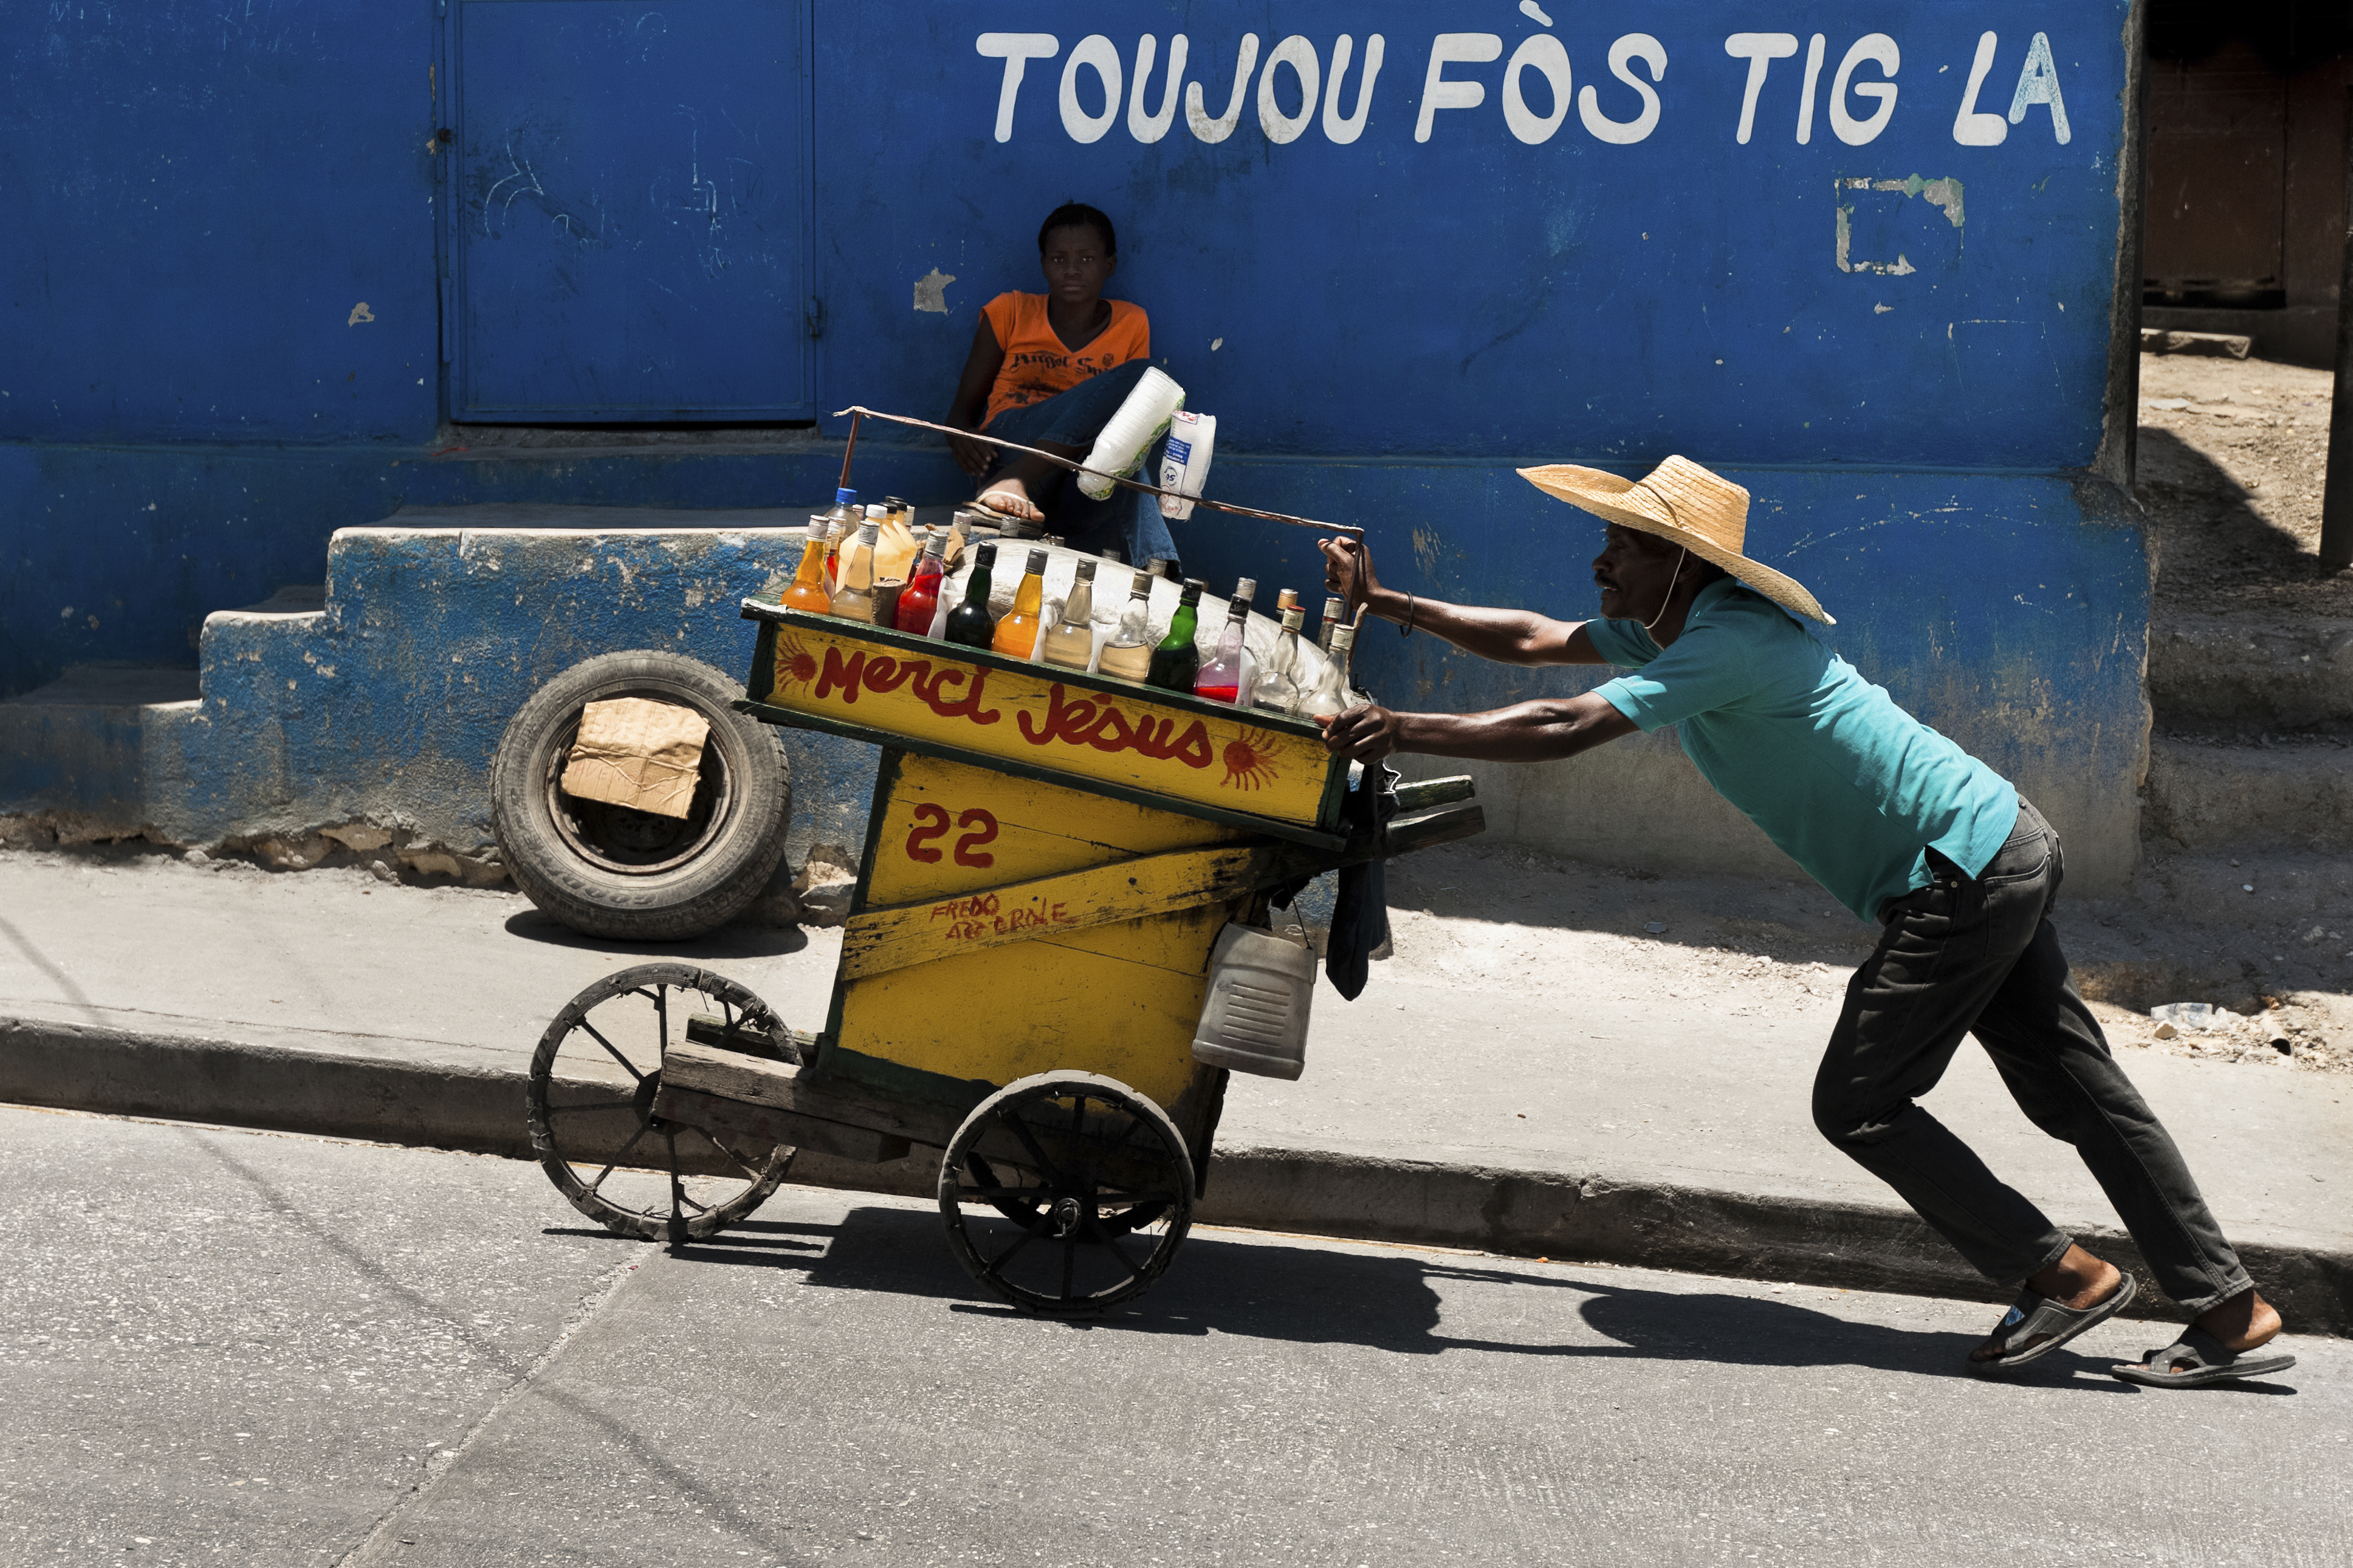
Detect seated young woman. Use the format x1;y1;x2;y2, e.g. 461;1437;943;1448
943;202;1180;569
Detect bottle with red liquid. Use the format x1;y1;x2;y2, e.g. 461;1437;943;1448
895;529;947;638
1192;578;1255;704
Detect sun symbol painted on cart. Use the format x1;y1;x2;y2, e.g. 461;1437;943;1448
771;633;819;693
1218;731;1282;792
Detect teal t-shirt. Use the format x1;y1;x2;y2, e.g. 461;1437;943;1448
1584;580;2019;922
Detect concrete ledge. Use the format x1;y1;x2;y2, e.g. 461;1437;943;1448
8;1010;2344;1335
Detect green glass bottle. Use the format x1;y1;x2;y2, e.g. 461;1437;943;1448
944;540;1000;650
1145;578;1205;693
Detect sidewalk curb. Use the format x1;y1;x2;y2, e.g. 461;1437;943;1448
8;1012;2346;1335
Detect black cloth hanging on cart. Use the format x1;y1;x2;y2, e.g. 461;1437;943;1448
1269;761;1396;1002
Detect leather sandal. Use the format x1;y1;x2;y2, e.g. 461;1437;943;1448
1967;1272;2137;1376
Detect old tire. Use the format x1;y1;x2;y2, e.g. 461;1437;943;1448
492;651;789;941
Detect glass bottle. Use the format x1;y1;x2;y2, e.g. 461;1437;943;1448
780;519;836;615
943;540;999;650
1249;606;1307;714
1301;622;1358;719
1042;558;1098;670
830;518;881;623
992;548;1049;657
1145;578;1204;693
1317;594;1346;652
1096;571;1157;682
1193;584;1252;704
895;530;947;639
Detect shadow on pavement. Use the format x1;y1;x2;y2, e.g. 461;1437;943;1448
662;1207;2195;1391
500;907;809;959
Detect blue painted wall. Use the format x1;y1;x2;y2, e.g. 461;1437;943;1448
2;2;2149;877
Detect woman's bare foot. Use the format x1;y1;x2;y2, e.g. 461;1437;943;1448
1968;1244;2125;1363
2189;1286;2282;1352
975;474;1045;522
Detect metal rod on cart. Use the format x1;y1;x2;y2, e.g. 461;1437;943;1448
837;409;862;495
831;405;1365;540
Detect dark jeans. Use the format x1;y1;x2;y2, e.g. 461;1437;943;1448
1812;796;2253;1310
981;360;1181;569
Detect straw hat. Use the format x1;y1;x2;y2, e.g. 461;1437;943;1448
1517;455;1834;626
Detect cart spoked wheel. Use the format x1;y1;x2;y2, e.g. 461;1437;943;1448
939;1072;1195;1315
527;963;795;1243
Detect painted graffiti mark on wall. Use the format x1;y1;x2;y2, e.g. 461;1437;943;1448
975;27;2073;150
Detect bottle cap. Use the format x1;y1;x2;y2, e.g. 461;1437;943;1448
1147;558;1168;577
1025;547;1049;573
884;496;908;509
1331;623;1356;651
1281;606;1304;630
806;517;828;539
976;539;997;564
1180;578;1204;601
1322;595;1345;615
866;504;888;520
858;519;880;543
835;487;857;506
1074;558;1097;580
1277;589;1299;611
1130;571;1153;594
922;529;946;555
1101;549;1121;563
1234;578;1257;603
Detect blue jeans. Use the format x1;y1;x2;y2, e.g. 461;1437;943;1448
982;360;1181;568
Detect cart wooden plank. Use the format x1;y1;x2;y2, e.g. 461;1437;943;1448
839;841;1274;981
741;607;1347;834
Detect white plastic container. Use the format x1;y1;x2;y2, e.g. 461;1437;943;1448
1157;410;1217;519
1191;922;1316;1080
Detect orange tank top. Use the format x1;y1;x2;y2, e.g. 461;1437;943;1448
980;292;1150;427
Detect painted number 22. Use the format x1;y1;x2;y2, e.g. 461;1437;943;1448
904;804;998;868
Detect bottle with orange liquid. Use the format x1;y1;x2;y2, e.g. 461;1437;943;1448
992;547;1050;659
780;520;836;615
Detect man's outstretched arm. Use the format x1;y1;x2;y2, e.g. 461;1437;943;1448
1320;537;1606;666
1319;693;1636;764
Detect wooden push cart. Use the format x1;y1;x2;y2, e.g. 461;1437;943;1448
523;600;1483;1313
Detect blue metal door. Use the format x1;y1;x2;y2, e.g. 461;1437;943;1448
448;0;812;420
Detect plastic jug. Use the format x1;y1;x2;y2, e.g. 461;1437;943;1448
1191;923;1316;1080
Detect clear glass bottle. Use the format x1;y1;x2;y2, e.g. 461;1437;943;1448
1146;579;1205;693
780;519;836;615
1096;571;1157;682
1193;583;1252;703
830;518;882;623
1042;558;1098;670
944;540;999;650
1317;594;1347;652
1301;622;1359;719
895;529;947;639
1249;606;1307;714
993;547;1049;657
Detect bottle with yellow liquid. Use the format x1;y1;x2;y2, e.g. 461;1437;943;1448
992;547;1050;659
1095;571;1156;682
829;518;881;623
781;519;836;615
1042;558;1098;670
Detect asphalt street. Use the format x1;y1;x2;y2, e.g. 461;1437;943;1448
3;1103;2344;1568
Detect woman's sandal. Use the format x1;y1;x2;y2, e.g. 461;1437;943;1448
1967;1272;2137;1376
2110;1327;2295;1388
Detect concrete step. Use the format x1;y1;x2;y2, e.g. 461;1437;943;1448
2147;611;2353;736
2145;733;2353;854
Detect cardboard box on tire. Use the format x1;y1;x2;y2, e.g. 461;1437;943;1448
491;651;791;940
